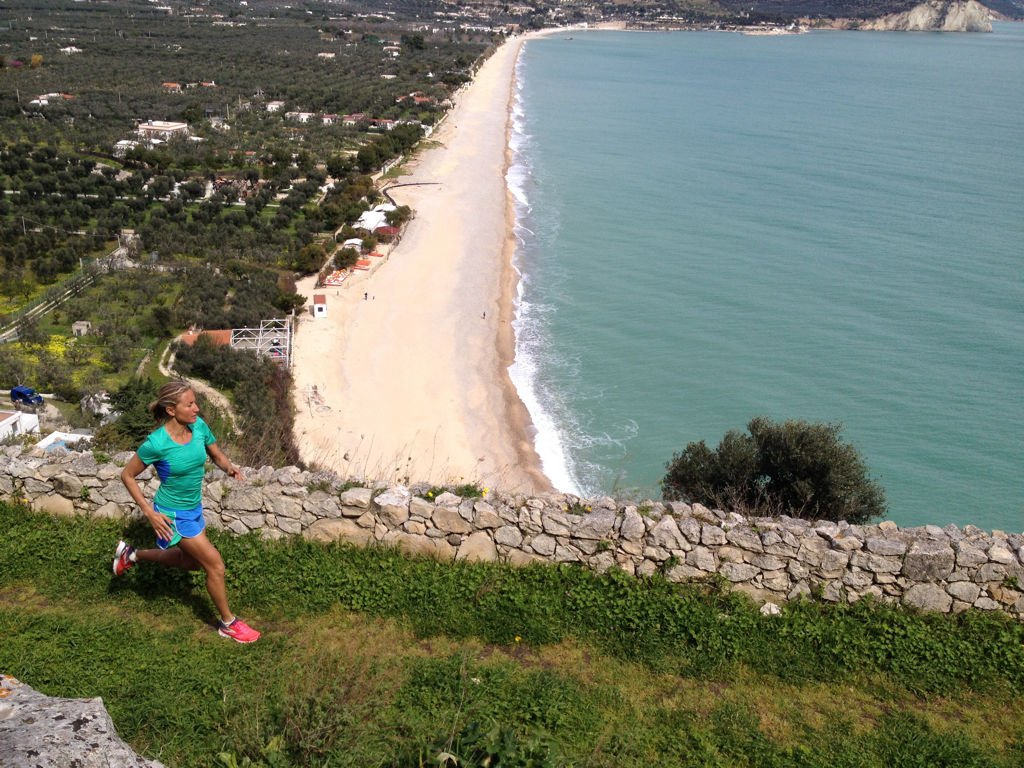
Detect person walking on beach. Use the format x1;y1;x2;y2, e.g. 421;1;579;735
112;380;260;644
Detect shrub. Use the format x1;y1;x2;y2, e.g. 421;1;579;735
661;417;886;524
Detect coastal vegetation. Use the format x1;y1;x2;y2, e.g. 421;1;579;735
662;417;887;524
2;501;1023;766
0;0;495;464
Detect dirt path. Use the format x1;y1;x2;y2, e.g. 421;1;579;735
158;339;240;431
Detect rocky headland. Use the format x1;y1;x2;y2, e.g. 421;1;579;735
815;0;994;30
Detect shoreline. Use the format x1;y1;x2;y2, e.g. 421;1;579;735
290;33;555;494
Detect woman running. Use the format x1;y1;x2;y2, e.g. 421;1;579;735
112;380;260;643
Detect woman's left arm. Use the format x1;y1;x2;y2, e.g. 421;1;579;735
207;443;243;481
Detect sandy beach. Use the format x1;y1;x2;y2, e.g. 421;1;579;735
291;33;552;494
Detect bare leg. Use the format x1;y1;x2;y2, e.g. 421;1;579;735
136;547;200;570
176;532;232;623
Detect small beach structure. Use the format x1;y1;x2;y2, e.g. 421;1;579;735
312;294;328;318
353;204;397;233
321;269;348;287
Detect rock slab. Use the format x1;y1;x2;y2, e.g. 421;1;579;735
0;675;164;767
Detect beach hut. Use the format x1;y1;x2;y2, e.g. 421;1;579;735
312;294;328;318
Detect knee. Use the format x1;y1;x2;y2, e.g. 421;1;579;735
204;556;226;580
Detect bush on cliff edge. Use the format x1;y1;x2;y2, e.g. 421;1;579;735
661;417;886;524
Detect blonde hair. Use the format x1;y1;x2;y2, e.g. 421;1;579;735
148;380;194;422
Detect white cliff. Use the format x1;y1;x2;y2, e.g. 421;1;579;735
859;0;993;31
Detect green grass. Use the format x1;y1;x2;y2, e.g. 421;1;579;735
1;502;1023;767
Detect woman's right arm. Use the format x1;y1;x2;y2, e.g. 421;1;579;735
121;454;174;542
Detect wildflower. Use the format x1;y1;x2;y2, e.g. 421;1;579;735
514;635;521;644
483;487;489;497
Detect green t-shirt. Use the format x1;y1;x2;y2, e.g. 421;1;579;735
136;417;216;511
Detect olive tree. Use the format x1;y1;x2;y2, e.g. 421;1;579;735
661;417;886;524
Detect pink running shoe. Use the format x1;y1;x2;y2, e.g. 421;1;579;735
112;541;135;576
218;618;261;644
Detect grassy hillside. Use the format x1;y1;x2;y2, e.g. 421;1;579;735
1;501;1023;767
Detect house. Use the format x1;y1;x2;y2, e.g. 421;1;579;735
161;82;183;93
397;92;435;106
0;408;40;443
321;114;338;126
60;46;82;55
265;100;286;113
311;294;328;318
137;120;189;141
342;113;366;127
71;320;92;337
178;328;232;347
317;52;336;59
284;111;315;123
354;209;387;233
28;92;72;108
113;139;139;158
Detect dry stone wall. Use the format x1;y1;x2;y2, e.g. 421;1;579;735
3;447;1023;619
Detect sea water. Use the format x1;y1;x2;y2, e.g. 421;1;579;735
508;25;1024;530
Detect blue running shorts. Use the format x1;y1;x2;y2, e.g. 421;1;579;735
154;503;206;550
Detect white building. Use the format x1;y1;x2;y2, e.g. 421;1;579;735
312;294;328;318
0;409;40;443
113;139;139;158
137;120;190;141
353;203;397;233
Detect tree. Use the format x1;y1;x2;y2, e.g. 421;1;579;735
94;378;157;452
295;242;326;273
16;315;47;348
0;347;28;387
103;335;133;372
661;417;886;524
402;33;426;50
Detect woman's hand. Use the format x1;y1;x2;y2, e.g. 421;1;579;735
207;443;243;482
146;509;175;543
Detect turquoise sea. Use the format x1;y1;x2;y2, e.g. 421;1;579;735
507;25;1024;531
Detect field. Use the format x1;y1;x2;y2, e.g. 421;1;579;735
2;502;1023;767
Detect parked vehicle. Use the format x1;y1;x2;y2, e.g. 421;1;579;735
10;385;44;409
